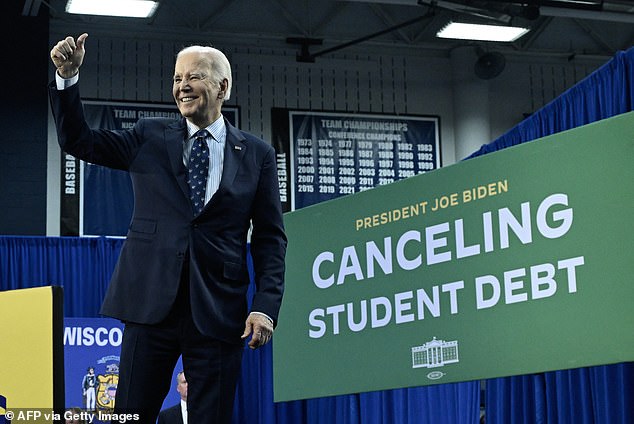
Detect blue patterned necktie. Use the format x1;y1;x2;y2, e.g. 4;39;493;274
188;129;210;215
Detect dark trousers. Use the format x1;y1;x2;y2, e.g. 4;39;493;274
113;270;244;424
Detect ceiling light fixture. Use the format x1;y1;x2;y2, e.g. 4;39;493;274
437;22;530;42
65;0;159;18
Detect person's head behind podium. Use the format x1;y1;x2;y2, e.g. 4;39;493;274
176;371;187;402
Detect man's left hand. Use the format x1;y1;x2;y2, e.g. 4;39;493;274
241;313;274;349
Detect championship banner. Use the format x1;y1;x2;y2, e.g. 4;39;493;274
60;102;239;236
273;111;634;402
271;109;440;211
63;318;183;422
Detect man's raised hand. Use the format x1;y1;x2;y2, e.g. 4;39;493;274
50;33;88;79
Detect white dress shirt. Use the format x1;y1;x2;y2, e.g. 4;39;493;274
180;399;187;424
183;118;226;204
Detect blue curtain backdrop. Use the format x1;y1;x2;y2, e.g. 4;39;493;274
467;47;634;159
0;236;479;423
468;46;634;424
3;46;634;424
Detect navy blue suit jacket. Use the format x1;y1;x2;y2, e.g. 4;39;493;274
157;404;183;424
49;82;287;343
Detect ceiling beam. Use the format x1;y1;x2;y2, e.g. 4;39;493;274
199;0;237;31
268;0;310;36
369;3;414;43
483;0;602;11
292;11;433;62
312;2;350;34
418;0;511;23
412;12;442;43
572;18;616;53
515;16;553;51
539;6;634;23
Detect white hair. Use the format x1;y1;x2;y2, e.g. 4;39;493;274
177;45;232;101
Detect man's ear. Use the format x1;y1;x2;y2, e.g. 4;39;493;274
218;79;228;99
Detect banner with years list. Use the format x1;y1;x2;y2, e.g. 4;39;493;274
273;111;634;402
271;109;440;212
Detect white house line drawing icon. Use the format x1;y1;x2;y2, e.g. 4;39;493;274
411;337;459;368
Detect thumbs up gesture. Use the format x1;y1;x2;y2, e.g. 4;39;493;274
50;33;88;78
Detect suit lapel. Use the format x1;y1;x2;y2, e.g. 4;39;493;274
214;120;246;198
165;119;190;201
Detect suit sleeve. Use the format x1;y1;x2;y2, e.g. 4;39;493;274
249;146;287;325
48;82;143;170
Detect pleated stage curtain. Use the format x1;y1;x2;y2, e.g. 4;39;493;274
0;236;122;317
468;46;634;424
0;236;479;423
467;47;634;159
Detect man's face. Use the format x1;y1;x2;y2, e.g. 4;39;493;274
172;51;225;128
176;373;188;401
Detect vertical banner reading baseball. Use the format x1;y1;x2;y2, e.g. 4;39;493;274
271;108;440;211
273;111;634;402
60;102;239;236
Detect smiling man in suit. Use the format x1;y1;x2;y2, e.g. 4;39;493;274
49;33;287;423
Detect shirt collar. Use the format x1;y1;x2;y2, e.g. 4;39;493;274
186;115;226;142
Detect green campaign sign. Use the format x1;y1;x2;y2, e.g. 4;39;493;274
273;111;634;402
